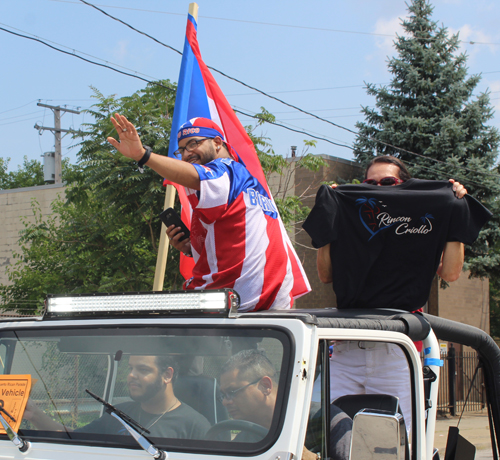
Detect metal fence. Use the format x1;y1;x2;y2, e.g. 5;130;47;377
433;347;485;415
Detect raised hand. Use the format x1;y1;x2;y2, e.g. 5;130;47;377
107;113;145;161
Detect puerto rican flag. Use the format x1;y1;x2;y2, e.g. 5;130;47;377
165;10;311;302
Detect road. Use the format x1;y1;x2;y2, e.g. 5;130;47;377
434;411;494;459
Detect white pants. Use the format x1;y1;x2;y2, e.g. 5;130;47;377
330;341;412;434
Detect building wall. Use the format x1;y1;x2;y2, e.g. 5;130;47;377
436;273;490;334
0;184;65;286
290;155;363;309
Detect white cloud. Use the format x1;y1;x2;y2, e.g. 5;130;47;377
488;81;500;92
488;80;500;108
483;80;500;129
111;40;129;62
373;16;407;56
449;25;498;57
364;14;409;77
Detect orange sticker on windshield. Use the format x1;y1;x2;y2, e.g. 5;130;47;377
0;375;31;434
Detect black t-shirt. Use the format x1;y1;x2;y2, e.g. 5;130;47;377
77;401;211;439
303;179;491;311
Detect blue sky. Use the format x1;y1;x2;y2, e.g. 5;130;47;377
1;0;499;172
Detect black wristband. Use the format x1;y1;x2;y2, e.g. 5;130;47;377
138;145;152;173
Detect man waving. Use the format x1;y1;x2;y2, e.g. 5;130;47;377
108;114;302;312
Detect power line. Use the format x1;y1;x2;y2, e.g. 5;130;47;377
0;110;45;123
49;0;395;38
76;0;366;132
235;109;498;186
273;107;361;114
238;106;494;189
234;108;354;150
0;26;165;86
2;27;493;184
0;23;363;152
1;25;355;153
275;114;362;121
229;83;500;99
234;105;354;146
78;0;369;144
466;41;500;46
0;100;39;116
0;116;47;127
78;0;183;56
0;22;162;82
403;159;491;190
42;99;93;102
50;0;500;45
227;84;388;97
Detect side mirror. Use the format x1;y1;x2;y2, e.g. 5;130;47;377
350;409;407;460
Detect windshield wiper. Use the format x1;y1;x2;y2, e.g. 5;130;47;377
86;389;166;460
86;389;149;433
0;405;30;453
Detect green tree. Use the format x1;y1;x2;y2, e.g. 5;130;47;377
1;81;182;313
0;156;44;189
0;156;76;190
353;0;500;282
0;156;45;189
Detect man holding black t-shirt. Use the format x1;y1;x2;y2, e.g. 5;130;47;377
303;155;492;433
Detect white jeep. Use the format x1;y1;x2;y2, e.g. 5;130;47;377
0;290;498;460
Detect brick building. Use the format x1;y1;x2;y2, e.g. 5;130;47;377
0;184;65;286
281;154;362;310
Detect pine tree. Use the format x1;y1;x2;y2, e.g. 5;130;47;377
353;0;500;279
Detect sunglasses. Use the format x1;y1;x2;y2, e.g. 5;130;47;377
363;176;404;186
218;377;261;402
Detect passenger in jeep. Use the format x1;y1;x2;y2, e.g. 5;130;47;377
219;349;352;460
24;355;210;439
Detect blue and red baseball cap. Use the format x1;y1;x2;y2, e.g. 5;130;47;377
177;118;239;161
177;118;225;142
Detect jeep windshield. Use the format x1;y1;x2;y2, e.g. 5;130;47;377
0;325;291;455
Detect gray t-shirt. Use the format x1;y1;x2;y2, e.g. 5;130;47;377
77;401;211;439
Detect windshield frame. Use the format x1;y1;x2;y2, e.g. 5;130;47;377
0;322;295;457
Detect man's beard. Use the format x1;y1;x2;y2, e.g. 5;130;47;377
129;375;165;403
200;143;217;165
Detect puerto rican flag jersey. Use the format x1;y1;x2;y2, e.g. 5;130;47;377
184;157;294;312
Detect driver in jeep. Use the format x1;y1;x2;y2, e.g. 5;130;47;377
219;349;352;460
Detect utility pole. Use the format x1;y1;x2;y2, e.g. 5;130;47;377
34;103;80;184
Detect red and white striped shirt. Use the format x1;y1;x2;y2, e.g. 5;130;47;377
183;158;295;312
